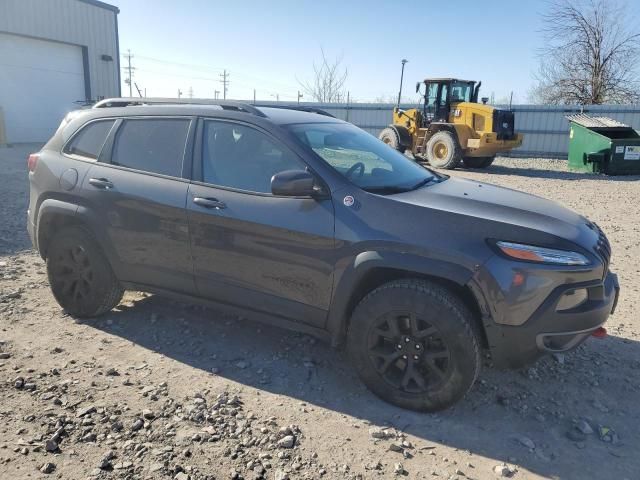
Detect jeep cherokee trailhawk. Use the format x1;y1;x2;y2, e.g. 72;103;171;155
27;98;619;411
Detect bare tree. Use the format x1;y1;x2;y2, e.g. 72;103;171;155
298;49;348;103
531;0;640;104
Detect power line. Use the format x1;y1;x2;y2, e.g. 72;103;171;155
135;54;225;73
133;67;298;99
135;54;300;92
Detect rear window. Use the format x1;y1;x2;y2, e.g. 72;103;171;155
64;120;115;159
112;118;190;177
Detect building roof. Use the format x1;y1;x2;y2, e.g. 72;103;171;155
77;0;119;14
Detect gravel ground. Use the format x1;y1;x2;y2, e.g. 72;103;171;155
1;145;639;480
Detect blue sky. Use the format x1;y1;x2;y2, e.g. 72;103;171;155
109;0;634;103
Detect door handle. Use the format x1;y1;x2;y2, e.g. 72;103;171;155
89;177;114;189
193;197;226;209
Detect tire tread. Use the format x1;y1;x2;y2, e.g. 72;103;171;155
46;226;123;317
347;279;481;411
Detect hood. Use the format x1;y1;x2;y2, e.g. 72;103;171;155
389;177;598;248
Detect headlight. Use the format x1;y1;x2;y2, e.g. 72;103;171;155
496;241;590;266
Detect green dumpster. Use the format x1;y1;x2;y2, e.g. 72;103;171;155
567;114;640;175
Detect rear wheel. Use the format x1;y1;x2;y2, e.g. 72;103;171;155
46;226;123;317
347;279;481;411
379;127;404;152
425;131;462;169
463;156;494;169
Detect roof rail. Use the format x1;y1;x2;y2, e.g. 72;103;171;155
254;104;336;118
92;97;267;117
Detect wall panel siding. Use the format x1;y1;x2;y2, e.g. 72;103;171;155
0;0;119;100
259;101;640;159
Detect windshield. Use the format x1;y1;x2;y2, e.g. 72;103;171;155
287;123;436;193
450;82;474;102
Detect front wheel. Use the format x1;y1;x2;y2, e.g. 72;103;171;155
425;131;462;169
347;280;481;411
463;156;494;169
378;127;404;152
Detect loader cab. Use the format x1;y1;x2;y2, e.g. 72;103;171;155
418;78;479;125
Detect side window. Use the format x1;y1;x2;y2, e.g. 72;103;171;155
202;121;305;193
64;120;115;160
112;118;190;177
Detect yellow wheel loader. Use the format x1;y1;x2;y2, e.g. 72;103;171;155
379;78;523;169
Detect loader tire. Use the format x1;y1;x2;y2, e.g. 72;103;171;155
426;131;462;169
379;127;404;152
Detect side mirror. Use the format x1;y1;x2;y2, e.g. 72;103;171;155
271;170;316;197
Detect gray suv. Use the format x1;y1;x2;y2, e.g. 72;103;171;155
27;98;619;411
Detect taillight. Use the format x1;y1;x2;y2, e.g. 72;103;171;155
27;153;39;172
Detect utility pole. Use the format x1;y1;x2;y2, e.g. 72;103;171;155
346;91;350;121
214;90;220;99
177;89;182;99
188;86;193;99
134;82;143;98
253;89;256;105
397;59;408;107
297;91;303;104
123;49;135;97
219;70;229;99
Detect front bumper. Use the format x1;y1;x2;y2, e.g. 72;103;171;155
484;270;619;368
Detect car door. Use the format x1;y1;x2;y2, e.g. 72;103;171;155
187;119;335;329
79;116;196;294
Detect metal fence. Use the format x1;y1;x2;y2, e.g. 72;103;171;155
257;101;640;159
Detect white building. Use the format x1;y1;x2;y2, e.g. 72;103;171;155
0;0;120;144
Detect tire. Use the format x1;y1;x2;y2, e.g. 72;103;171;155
46;226;124;317
463;156;494;169
379;127;404;152
347;279;481;412
425;131;462;169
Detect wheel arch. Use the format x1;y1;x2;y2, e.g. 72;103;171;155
327;251;488;349
36;199;115;265
36;199;82;259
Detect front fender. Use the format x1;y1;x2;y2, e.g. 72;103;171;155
326;249;476;346
391;125;413;151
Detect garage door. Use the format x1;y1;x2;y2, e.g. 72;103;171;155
0;32;85;143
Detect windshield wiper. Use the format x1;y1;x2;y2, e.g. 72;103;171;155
362;176;438;195
362;185;412;194
407;177;435;191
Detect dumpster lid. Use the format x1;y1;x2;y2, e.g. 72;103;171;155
566;114;630;129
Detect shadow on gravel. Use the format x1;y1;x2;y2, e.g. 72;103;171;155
466;164;640;182
81;293;640;480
